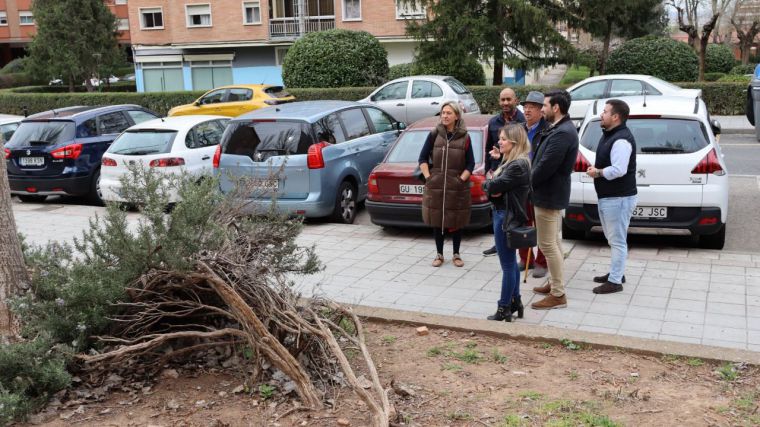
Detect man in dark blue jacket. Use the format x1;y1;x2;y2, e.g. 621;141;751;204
530;90;579;310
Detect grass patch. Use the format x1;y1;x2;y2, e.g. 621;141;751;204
518;390;543;400
381;335;397;345
661;354;681;364
561;339;582;351
502;414;527;426
734;392;758;412
427;346;443;357
492;348;509;364
560;66;591;85
717;363;739;381
258;384;276;400
446;410;472;421
541;343;553;349
442;362;463;371
568;370;579;381
686;358;704;367
453;348;483;364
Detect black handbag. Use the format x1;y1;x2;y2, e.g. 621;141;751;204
499;158;536;249
506;225;537;249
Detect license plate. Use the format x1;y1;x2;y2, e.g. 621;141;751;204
19;157;44;167
399;184;424;195
251;178;278;192
632;206;667;219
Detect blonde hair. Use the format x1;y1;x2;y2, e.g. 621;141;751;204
494;123;531;176
439;101;467;134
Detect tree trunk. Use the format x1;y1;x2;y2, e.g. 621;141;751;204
68;74;75;93
698;42;706;81
492;42;504;86
697;13;721;81
599;22;613;75
0;150;29;341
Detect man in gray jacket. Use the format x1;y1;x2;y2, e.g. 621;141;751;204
530;90;579;310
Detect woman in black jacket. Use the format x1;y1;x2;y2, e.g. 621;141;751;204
483;124;532;322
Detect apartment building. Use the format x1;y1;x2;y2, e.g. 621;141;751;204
0;0;131;66
128;1;424;92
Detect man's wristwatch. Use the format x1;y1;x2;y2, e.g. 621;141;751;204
595;169;603;178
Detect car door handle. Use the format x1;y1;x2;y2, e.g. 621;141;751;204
431;101;439;105
202;155;210;160
396;103;405;107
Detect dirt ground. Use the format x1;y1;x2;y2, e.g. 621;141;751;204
25;321;760;427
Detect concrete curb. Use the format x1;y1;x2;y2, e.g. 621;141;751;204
351;304;760;365
721;128;755;135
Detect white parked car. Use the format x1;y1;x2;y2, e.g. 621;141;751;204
0;114;23;144
567;74;702;128
358;75;480;124
100;115;228;203
564;95;728;249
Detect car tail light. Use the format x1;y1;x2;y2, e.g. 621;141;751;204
4;149;9;159
573;151;591;173
307;142;327;169
368;172;379;195
567;212;586;222
469;174;488;203
26;187;37;193
50;143;83;159
691;148;724;175
149;157;185;167
699;216;718;225
212;145;222;169
101;157;117;167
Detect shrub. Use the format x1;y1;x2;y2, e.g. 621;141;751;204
678;82;748;115
729;64;755;75
10;84;137;93
0;73;36;89
703;72;726;82
606;36;698;82
287;86;373;102
0;58;27;75
0;90;204;116
717;74;751;83
412;56;486;86
388;63;414;80
705;44;736;74
282;29;388;88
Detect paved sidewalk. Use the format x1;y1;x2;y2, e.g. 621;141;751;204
292;223;760;353
714;115;754;134
12;201;760;353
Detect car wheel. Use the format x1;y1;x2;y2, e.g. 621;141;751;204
562;219;585;241
698;224;726;250
331;181;357;224
88;168;104;206
17;195;47;203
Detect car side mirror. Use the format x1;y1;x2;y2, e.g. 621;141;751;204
395;121;406;131
194;101;201;107
710;119;722;136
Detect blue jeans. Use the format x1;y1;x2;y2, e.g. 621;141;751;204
493;209;520;306
597;195;638;285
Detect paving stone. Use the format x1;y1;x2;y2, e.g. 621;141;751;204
593;292;632;305
618;330;659;340
631;295;668;309
660;322;703;338
711;265;746;275
634;285;672;298
541;321;580;330
587;301;630;316
748;295;760;307
642;269;678;279
391;272;429;284
748;330;760;345
659;334;701;344
620;317;663;334
578;325;618;334
625;306;666;320
678;263;712;273
669;298;707;312
647;260;680;270
665;309;705;325
469;290;502;303
543;309;587;325
397;293;439;307
702;326;747;343
671;290;708;302
401;285;445;297
707;292;745;305
701;339;747;350
710;274;746;285
707;302;746;316
426;297;467;312
705;313;747;329
439;287;482;300
457;300;494;315
581;313;624;329
675;271;709;281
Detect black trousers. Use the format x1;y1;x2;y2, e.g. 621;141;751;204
433;228;462;255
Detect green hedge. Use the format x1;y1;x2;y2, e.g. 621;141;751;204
10;84;138;93
0;82;748;118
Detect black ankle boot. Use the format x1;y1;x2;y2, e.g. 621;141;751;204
487;305;512;322
511;296;524;319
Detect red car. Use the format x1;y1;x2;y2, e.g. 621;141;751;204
366;114;492;229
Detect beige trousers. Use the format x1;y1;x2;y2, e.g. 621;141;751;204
535;206;565;297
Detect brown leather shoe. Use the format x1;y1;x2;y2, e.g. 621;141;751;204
531;294;567;310
452;253;464;267
533;282;551;295
432;254;444;267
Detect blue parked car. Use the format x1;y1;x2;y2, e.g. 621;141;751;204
5;105;158;204
215;100;403;223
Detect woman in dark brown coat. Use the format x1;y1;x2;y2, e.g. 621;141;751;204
418;101;475;267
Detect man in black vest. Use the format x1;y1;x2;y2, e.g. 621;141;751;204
585;99;638;294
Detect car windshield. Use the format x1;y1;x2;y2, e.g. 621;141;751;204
264;86;291;98
108;129;177;155
221;120;313;161
443;77;470;95
386;130;483;164
5;121;76;147
581;118;709;154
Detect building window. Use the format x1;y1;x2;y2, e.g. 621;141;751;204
0;12;7;26
395;0;425;19
342;0;361;21
186;4;212;27
243;1;261;25
115;0;127;4
118;18;129;31
140;7;163;29
19;11;34;25
275;47;290;66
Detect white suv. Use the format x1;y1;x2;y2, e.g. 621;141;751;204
563;95;728;249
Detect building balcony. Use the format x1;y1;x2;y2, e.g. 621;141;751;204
268;16;335;41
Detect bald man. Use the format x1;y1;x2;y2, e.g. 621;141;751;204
483;87;526;257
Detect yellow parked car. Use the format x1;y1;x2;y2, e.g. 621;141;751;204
168;84;295;117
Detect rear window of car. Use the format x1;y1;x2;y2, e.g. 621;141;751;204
264;86;291;98
386;130;483;164
107;130;178;155
443;77;470;95
222;120;313;161
6;121;75;147
580;118;710;154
